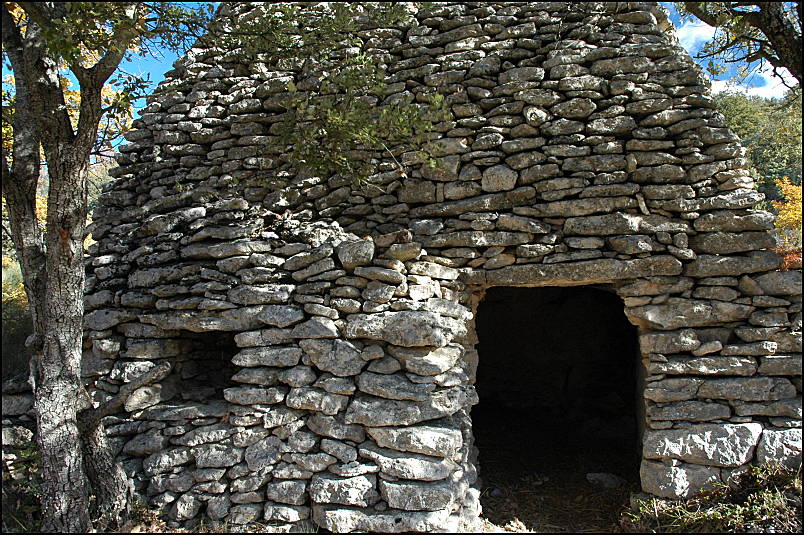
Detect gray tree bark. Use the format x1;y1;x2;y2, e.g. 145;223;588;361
2;4;131;532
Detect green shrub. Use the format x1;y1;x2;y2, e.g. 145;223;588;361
621;463;802;533
2;259;34;380
1;438;42;533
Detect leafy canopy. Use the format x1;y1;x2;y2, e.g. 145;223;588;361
713;90;802;190
678;2;801;90
772;177;802;250
208;2;451;185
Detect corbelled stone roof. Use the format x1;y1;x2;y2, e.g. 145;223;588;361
77;2;801;531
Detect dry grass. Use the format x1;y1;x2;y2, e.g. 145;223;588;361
620;464;802;533
773;246;802;270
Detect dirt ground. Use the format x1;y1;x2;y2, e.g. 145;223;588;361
473;407;639;533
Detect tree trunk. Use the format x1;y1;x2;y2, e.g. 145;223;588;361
758;2;802;84
76;361;172;529
3;4;134;532
34;376;93;533
34;153;95;533
35;137;131;534
80;401;131;531
35;146;132;532
1;5;47;346
0;8;92;531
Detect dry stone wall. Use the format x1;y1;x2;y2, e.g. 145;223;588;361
67;1;804;531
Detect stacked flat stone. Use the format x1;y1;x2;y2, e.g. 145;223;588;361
75;1;802;531
85;219;481;531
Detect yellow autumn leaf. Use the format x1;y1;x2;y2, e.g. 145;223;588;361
772;176;803;249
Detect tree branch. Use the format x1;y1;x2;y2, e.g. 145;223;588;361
699;34;764;59
73;7;145;153
756;2;802;83
682;2;722;27
683;2;801;86
9;9;76;148
87;5;147;83
78;361;172;432
15;2;55;30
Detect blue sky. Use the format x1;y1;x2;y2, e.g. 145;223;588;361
120;47;180;107
660;2;797;98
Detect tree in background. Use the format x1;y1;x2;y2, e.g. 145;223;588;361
679;2;801;88
772;177;803;252
2;3;214;531
713;90;802;196
679;3;803;256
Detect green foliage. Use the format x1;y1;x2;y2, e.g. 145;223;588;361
1;260;34;379
213;2;452;186
714;90;802;202
8;2;449;193
37;2;215;66
621;463;802;533
1;438;42;533
274;84;450;185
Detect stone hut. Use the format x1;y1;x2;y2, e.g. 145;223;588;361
81;2;802;531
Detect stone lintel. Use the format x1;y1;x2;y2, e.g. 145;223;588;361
462;256;683;286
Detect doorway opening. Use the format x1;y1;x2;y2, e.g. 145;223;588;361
472;285;640;532
174;331;241;401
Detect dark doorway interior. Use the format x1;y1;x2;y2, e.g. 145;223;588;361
172;331;240;401
472;285;640;531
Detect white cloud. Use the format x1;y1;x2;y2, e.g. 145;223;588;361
710;63;797;99
671;15;796;100
675;19;716;55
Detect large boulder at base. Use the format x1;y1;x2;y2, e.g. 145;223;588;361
643;423;763;467
756;428;802;469
640;460;722;498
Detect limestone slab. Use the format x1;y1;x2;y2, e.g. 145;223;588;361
643;423;762;467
